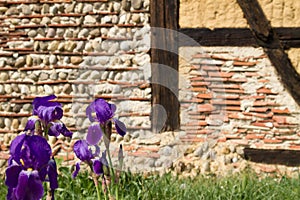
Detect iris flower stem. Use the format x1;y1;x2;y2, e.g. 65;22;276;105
93;175;101;200
106;148;115;182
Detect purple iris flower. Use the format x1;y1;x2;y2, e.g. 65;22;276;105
24;95;72;138
5;134;58;200
85;99;126;145
72;140;105;178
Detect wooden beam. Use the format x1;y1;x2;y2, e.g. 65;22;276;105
237;0;300;106
150;0;180;132
179;28;300;49
244;148;300;166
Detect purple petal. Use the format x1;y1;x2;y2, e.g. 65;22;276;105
86;123;103;145
86;101;97;122
48;121;61;137
48;121;73;138
24;116;40;133
38;105;63;124
86;99;114;124
47;159;58;190
113;119;126;136
92;159;103;175
94;99;114;124
9;134;27;165
15;170;44;200
25;135;52;170
32;95;57;115
5;164;22;188
72;162;81;178
73;140;93;162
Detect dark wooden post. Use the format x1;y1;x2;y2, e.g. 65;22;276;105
237;0;300;106
150;0;180;132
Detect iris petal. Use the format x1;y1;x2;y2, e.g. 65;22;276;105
24;116;39;133
47;159;58;190
94;99;114;124
113;119;127;136
73;140;93;162
86;123;103;145
25;135;52;170
72;162;81;178
5;164;22;188
92;159;103;175
48;121;72;138
15;170;44;200
9;134;27;165
38;105;63;124
32;95;57;115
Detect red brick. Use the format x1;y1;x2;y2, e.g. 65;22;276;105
251;122;273;128
210;84;240;89
245;72;260;77
180;137;205;143
198;104;215;112
275;136;299;140
289;145;300;150
189;88;207;92
243;112;273;119
249;107;269;113
258;79;270;83
263;139;282;144
228;113;252;120
208;72;234;78
191;121;208;126
211;100;241;106
271;108;290;114
246;134;265;139
272;116;287;124
233;61;257;66
257;87;278;95
225;106;242;111
190;76;204;81
201;65;220;71
215;94;240;99
191;82;210;87
197;93;213;99
226;135;242;139
190;115;207;120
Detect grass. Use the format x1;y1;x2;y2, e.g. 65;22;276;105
1;167;300;200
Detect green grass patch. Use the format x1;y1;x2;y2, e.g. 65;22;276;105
1;168;300;200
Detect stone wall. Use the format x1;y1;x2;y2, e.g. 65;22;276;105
0;0;152;170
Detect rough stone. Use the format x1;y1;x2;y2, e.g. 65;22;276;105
44;85;53;95
58;72;68;80
39;72;49;81
21;5;31;15
63;84;72;94
28;30;37;37
132;0;142;10
11;119;19;130
121;0;131;11
84;15;96;24
0;73;8;81
71;56;83;65
15;57;26;68
46;28;56;38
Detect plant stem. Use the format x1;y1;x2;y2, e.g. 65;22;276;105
93;175;101;200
